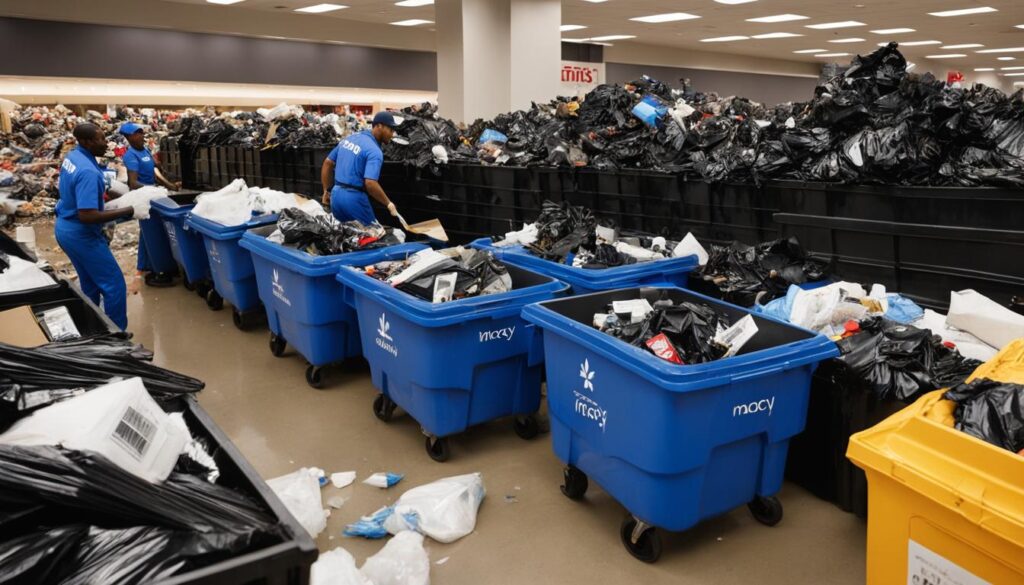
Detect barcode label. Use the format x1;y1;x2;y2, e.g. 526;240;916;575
112;406;157;459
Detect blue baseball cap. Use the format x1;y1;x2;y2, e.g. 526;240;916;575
371;111;398;129
118;122;144;136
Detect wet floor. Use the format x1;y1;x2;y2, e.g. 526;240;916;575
122;280;866;585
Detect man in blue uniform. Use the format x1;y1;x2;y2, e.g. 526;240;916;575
55;123;137;330
120;122;180;289
320;111;400;224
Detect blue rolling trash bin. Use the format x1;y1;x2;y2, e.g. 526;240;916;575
240;225;427;388
150;192;212;298
185;212;278;329
336;261;569;461
137;216;179;277
470;237;699;295
521;286;839;562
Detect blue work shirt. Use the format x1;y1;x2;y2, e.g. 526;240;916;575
123;146;156;186
56;145;106;225
328;131;384;190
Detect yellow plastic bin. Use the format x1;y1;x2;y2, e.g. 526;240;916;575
847;339;1024;585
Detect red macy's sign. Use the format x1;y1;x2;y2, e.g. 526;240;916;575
562;65;597;84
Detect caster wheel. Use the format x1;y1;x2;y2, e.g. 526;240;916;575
620;516;662;563
269;334;286;357
182;279;195;291
232;310;245;330
205;289;223;311
748;495;783;527
305;365;325;389
196;281;211;298
425;436;451;462
513;415;540;440
373;394;397;422
560;466;588;500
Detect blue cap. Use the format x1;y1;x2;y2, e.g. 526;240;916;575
119;122;144;136
371;111;398;129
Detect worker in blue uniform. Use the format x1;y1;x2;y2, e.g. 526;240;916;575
119;122;180;289
320;111;400;224
55;123;138;330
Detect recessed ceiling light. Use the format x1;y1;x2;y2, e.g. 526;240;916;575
896;40;943;46
793;49;826;53
206;0;246;4
974;67;995;71
747;14;808;23
806;21;865;29
714;0;758;4
752;32;803;39
561;38;588;43
941;44;984;49
589;35;636;41
582;0;608;3
395;0;432;6
829;38;865;43
925;54;967;59
928;7;997;17
1001;66;1024;70
1017;25;1024;29
997;56;1017;61
390;19;433;26
701;35;750;42
294;3;347;13
630;13;701;23
977;47;1024;53
815;53;851;57
560;24;587;32
870;28;915;34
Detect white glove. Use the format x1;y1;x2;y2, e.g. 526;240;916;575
387;202;398;217
132;203;150;220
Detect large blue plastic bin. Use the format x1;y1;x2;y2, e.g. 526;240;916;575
470;237;699;295
185;212;278;326
150;193;211;293
138;215;178;275
521;286;838;562
336;260;569;461
240;225;427;387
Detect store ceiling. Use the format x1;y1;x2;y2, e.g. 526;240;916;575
165;0;1023;72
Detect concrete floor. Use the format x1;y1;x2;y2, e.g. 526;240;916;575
122;282;866;585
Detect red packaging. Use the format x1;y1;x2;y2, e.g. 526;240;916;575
646;333;684;364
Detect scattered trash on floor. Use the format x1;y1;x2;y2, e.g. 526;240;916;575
332;470;358;488
364;471;404;488
435;557;450;566
310;546;373;585
266;467;329;538
360;531;431;585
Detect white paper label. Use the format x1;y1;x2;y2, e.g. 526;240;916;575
715;314;759;357
907;540;990;585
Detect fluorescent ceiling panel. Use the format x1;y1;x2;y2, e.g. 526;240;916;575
977;47;1024;53
747;14;807;23
715;0;758;4
806;21;865;29
974;67;995;71
752;32;802;39
941;44;984;49
631;13;700;23
793;49;826;53
701;36;750;42
829;38;865;43
1001;66;1024;70
560;24;587;32
892;40;942;46
816;53;851;57
206;0;246;4
589;35;636;41
997;56;1017;60
870;28;915;34
294;3;347;13
390;19;432;26
395;0;432;6
928;7;997;17
925;54;967;59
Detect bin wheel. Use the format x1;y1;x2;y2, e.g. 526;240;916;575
305;365;325;389
560;466;588;500
232;310;246;330
269;334;286;357
425;436;451;462
748;495;783;527
196;281;211;298
513;415;540;440
620;516;661;563
373;394;397;422
182;278;195;291
205;289;223;311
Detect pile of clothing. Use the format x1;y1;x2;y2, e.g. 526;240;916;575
271;207;406;256
356;247;512;303
496;200;708;269
383;44;1024;188
693;237;830;306
592;293;757;365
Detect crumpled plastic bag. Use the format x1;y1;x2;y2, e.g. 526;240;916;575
947;289;1024;351
944;378;1024;453
359;531;430;585
106;185;170;220
311;547;373;585
912;309;997;362
191;179;251;225
266;467;328;538
0;254;54;293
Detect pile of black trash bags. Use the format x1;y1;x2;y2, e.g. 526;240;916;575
274;207;405;256
692;237;830;307
0;335;286;583
593;294;737;365
385;43;1024;187
358;247;513;303
832;317;982;403
171;108;354;152
945;379;1024;455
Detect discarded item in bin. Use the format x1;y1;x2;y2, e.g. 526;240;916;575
396;212;449;242
276;207;404;256
36;305;80;341
0;255;53;293
696;237;830;307
944;378;1024;454
947;289;1024;352
596;295;733;364
359;247;513;303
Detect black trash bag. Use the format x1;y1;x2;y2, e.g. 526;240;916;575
518;200;598;261
836;317;982;402
944;378;1024;453
600;296;730;364
277;208;399;256
695;237;830;307
580;243;637;269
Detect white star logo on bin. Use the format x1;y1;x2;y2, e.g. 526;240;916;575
273;269;279;284
580;359;595;392
378;313;393;341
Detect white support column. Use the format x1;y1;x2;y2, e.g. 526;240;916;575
509;0;561;111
